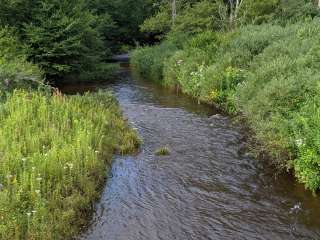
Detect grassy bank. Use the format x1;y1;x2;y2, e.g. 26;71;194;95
0;90;140;239
131;18;320;192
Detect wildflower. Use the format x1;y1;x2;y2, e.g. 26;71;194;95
32;210;37;214
21;158;27;162
177;59;183;65
27;212;31;217
32;167;36;171
35;190;40;194
66;163;74;169
295;139;304;147
44;153;48;157
7;174;13;179
36;177;42;182
95;150;99;154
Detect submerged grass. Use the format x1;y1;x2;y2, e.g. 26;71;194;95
0;90;140;239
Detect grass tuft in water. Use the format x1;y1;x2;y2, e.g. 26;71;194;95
155;147;171;156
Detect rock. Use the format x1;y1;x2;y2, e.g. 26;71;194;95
209;114;223;120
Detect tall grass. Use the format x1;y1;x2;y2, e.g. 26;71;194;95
0;90;140;239
131;18;320;192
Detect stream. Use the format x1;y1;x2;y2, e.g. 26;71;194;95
61;64;320;240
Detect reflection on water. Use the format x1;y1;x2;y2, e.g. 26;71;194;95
60;66;320;240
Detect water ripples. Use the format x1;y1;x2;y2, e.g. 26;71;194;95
76;68;320;240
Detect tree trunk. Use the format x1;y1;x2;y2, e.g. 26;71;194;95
172;0;177;25
318;0;320;8
229;0;244;28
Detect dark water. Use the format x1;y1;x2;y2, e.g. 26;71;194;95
62;66;320;240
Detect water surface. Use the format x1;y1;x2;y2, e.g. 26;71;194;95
63;66;320;240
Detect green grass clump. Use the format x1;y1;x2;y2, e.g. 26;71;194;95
131;42;178;83
131;18;320;192
0;90;140;239
155;147;171;156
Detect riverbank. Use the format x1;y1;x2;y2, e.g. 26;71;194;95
131;18;320;192
0;90;140;239
79;65;320;239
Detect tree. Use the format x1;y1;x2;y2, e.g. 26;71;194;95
23;0;106;81
228;0;244;26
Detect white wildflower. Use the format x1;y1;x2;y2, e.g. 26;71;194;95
295;139;304;147
66;163;74;169
177;59;183;65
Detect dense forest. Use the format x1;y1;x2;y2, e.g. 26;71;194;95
1;0;320;239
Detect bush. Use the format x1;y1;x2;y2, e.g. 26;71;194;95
131;35;183;82
173;1;227;34
0;27;43;91
236;19;320;177
0;90;140;239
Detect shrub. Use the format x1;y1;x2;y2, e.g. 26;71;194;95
131;40;180;82
0;27;43;91
173;1;227;34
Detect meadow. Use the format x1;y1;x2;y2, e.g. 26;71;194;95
0;90;140;239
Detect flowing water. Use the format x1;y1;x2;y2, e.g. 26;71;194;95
61;65;320;240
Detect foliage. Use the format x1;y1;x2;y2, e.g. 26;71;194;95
23;0;108;82
140;5;172;35
141;0;227;36
238;0;280;24
131;40;180;82
173;1;227;34
0;27;43;91
0;90;140;239
96;0;155;48
0;0;156;82
141;0;320;37
274;0;320;24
